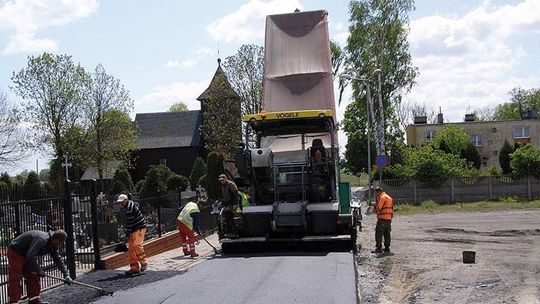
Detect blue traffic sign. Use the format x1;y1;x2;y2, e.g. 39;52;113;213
375;154;389;168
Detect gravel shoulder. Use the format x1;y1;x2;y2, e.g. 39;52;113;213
356;208;540;303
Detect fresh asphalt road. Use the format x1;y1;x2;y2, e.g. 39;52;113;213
92;251;357;304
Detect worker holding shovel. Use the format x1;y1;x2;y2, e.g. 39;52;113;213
176;201;203;258
7;230;73;304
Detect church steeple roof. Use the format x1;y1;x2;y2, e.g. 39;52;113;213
197;58;240;101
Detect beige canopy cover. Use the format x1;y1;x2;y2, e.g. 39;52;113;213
263;10;336;115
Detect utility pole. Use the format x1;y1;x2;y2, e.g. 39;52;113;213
62;153;72;180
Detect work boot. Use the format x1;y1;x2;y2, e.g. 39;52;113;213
140;264;148;272
383;248;391;253
371;248;383;254
190;252;199;258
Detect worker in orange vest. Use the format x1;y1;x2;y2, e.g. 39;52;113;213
371;187;394;254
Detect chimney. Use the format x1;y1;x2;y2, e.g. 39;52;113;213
522;108;539;120
437;107;443;123
414;116;427;124
464;114;475;122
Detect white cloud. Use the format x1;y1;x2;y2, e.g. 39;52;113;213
206;0;302;43
135;81;209;114
406;0;540;123
165;60;197;69
165;46;216;69
0;0;98;54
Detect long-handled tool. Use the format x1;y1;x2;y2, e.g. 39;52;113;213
45;274;113;296
200;234;219;254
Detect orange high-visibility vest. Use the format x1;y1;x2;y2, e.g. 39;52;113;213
376;192;394;220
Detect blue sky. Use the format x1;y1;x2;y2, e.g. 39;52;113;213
1;0;539;174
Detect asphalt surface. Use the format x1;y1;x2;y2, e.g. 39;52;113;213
91;251;356;304
39;232;357;304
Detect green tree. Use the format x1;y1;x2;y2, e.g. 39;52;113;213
431;125;470;155
85;65;136;190
460;141;482;169
0;172;11;187
167;174;189;192
493;87;540;120
112;166;134;192
343;130;376;174
139;164;172;200
223;45;264;117
24;171;41;199
330;41;346;80
206;152;224;201
110;181;127;195
0;91;29;166
61;125;92;182
189;157;207;190
499;140;514;175
223;44;263;146
341;0;417;166
199;71;242;154
11;53;90;185
38;169;50;182
169;102;188;112
392;145;469;186
510;144;540;177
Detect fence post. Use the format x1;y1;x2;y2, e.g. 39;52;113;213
157;190;162;237
63;179;77;279
450;177;455;203
90;179;103;270
413;179;417;204
527;175;531;199
488;175;493;200
14;202;21;237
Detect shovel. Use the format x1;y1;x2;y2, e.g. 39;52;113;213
45;274;113;296
200;234;219;254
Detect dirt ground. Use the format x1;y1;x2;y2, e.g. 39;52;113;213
356;207;540;304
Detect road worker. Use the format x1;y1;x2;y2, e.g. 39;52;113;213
236;186;251;212
117;194;148;275
7;230;73;304
176;201;202;258
371;187;394;254
218;174;240;238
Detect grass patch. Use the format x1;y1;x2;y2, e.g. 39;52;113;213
394;198;540;216
340;172;368;187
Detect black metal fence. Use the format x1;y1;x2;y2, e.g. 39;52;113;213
0;180;216;304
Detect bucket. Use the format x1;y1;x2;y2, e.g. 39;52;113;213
462;251;476;264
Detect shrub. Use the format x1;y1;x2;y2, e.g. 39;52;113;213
391;145;470;186
113;166;134;192
167;174;189;192
510;144;540;177
24;171;41;200
134;180;144;194
206;152;224;201
110;181;127;195
198;174;207;188
139;164;173;199
189;157;207;191
499;140;514;175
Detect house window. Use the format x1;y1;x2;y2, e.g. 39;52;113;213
425;130;436;142
470;134;483;146
513;127;530;138
493;150;498;156
491;127;497;133
160;158;167;165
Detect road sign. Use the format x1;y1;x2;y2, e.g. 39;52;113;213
375;154;389;168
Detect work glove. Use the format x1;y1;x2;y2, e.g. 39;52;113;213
64;275;74;285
